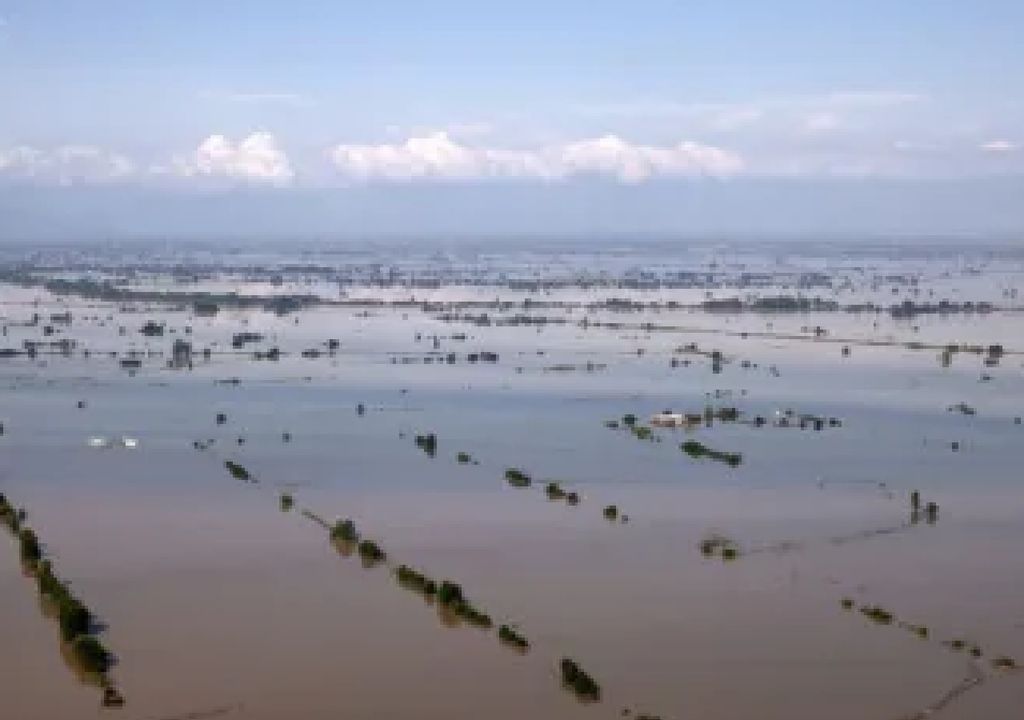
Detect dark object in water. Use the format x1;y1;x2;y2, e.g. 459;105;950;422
560;658;601;701
102;686;125;707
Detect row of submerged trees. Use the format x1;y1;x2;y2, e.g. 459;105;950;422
408;428;634;523
0;493;124;708
841;595;1016;670
202;425;664;717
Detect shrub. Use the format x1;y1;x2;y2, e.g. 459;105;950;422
396;565;437;596
459;605;493;629
19;528;42;564
357;539;386;563
59;601;92;642
699;533;741;560
631;425;652;440
505;468;532;488
71;636;111;675
102;686;124;707
860;606;894;625
560;658;601;700
330;519;359;543
546;482;567;500
414;433;437;456
603;505;618;521
224;460;250;481
498;625;529;650
681;440;742;466
438;581;465;607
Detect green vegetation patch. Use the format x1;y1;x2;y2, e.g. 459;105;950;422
505;468;532;488
681;440;742;467
560;658;601;701
498;624;529;651
224;460;252;481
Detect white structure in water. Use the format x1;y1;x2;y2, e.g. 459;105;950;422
650;411;704;427
650;412;684;427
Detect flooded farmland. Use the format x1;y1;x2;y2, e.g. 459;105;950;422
1;240;1023;720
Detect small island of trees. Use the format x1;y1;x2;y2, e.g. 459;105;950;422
414;433;438;457
224;460;253;482
505;468;532;488
545;482;579;505
396;564;438;596
681;440;743;467
357;539;387;564
700;533;740;560
560;658;601;701
498;624;529;651
330;518;360;543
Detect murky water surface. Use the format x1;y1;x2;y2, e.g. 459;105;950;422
1;241;1022;719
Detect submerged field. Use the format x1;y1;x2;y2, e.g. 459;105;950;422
1;240;1022;720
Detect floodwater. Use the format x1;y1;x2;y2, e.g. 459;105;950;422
1;240;1023;720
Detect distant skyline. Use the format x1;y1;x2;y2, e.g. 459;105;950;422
1;1;1022;239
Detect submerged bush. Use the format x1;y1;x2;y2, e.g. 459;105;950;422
860;606;894;625
681;440;742;466
19;527;42;565
631;425;653;441
498;624;529;650
71;636;112;675
435;580;492;628
992;656;1017;670
438;580;465;607
699;533;741;561
396;565;438;596
458;605;493;629
560;658;601;701
279;493;294;511
414;433;438;457
330;519;359;543
603;505;619;521
505;468;532;488
102;686;125;707
224;460;251;481
59;601;93;643
357;539;386;563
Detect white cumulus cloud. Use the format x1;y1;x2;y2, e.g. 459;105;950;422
173;132;294;185
0;145;134;185
329;132;742;183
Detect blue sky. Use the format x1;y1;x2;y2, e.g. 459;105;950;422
1;1;1022;239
